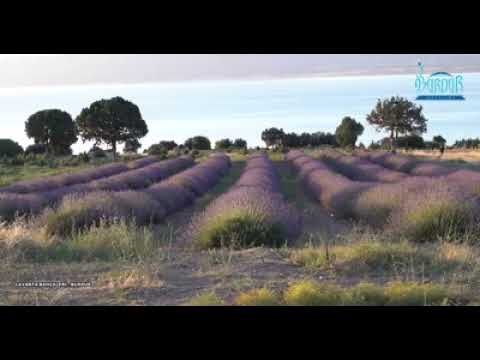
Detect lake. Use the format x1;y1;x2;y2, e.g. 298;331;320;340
1;72;479;153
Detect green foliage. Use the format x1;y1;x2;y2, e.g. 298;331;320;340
335;116;364;148
233;138;247;149
284;280;345;306
146;144;167;156
366;96;427;150
234;288;282;306
215;138;233;150
25;143;47;155
196;211;285;250
282;280;453;306
76;97;148;159
396;134;425;149
452;137;480;149
383;281;450;306
184;136;211;150
25;109;77;155
261;127;285;148
290;241;422;274
0;139;24;158
89;145;106;158
78;152;90;163
393;201;475;243
185;292;225;306
123;138;141;154
18;219;156;262
432;135;447;150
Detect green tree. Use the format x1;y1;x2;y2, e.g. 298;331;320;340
233;138;247;149
158;140;177;151
25;109;78;156
215;138;233;150
76;97;148;160
335;116;364;148
261;128;285;148
283;133;301;148
184;136;211;150
396;134;425;150
0;139;24;158
366;96;427;152
433;135;446;149
25;143;46;155
124;138;141;154
146;144;167;156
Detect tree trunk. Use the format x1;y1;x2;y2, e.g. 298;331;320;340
112;142;117;161
390;129;396;153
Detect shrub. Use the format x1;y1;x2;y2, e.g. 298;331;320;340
189;154;300;249
147;144;168;156
234;288;281;306
89;145;107;158
284;280;345;306
13;219;156;262
383;281;450;306
345;282;388;306
389;184;478;243
185;292;225;306
184;136;211;150
0;139;24;158
25;143;46;155
195;209;286;249
43;191;165;238
78;152;90;163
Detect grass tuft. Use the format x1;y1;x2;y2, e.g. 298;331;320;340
184;292;225;306
284;280;345;306
234;288;281;306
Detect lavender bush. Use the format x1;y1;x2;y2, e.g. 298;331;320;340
287;151;480;239
43;153;231;237
322;154;407;182
189;154;301;249
0;156;161;194
0;156;194;221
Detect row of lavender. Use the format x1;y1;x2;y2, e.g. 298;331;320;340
358;151;480;182
287;150;479;242
44;154;231;237
188;153;301;249
320;151;407;183
0;156;161;194
321;151;480;197
0;156;195;221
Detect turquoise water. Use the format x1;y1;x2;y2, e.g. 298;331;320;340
1;73;479;153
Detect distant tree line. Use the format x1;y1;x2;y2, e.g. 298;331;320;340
261;128;338;149
368;134;447;151
451;138;480;149
215;138;247;150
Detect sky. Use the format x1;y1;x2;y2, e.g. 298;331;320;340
1;54;480;87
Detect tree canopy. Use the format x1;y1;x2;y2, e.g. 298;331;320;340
25;109;77;155
261;128;285;148
233;138;247;148
215;138;233;150
184;136;211;150
76;97;148;160
0;139;24;158
335;116;364;148
433;135;446;149
123;138;142;154
366;96;427;151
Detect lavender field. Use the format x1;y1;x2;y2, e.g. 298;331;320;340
2;148;480;306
